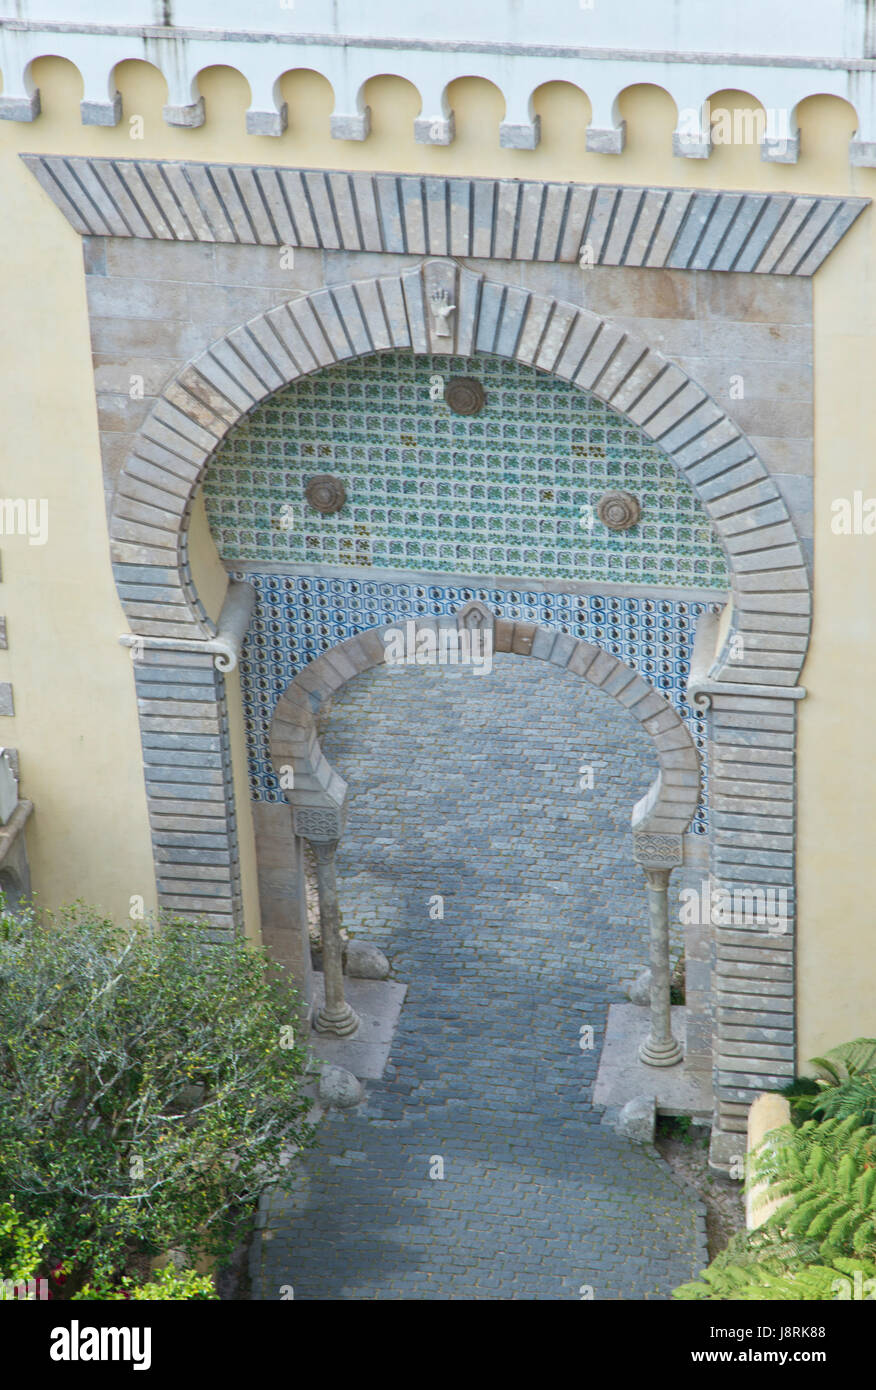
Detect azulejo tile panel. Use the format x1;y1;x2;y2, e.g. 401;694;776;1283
204;352;729;589
234;569;721;836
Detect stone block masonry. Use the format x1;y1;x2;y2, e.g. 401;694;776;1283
35;159;815;1155
133;648;242;938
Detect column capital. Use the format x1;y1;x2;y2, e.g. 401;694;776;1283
643;865;672;890
307;837;340;864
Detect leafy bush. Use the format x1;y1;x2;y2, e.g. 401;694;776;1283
674;1036;876;1301
676;1118;876;1300
0;1198;48;1285
780;1076;822;1125
781;1039;876;1124
73;1264;217;1301
809;1038;876;1085
0;902;315;1284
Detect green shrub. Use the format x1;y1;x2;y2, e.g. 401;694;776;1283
809;1038;876;1085
74;1264;218;1301
674;1037;876;1301
780;1076;822;1125
0;1198;48;1285
675;1227;876;1300
0;902;315;1283
781;1039;876;1124
675;1119;876;1301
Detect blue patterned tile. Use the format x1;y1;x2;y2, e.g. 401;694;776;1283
235;571;718;835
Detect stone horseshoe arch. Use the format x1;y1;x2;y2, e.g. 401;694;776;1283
268;606;701;858
268;602;699;1061
109;259;811;693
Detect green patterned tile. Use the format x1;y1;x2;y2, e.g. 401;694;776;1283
202;352;729;586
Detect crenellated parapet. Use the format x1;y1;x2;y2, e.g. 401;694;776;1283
4;1;876;162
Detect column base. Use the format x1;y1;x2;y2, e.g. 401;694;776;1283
313;1002;360;1037
638;1035;684;1067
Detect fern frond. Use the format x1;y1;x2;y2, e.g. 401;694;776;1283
813;1074;876;1127
809;1038;876;1083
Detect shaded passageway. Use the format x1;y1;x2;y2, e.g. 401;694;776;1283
253;656;704;1299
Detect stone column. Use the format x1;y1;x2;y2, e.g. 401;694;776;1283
308;838;359;1037
638;865;683;1067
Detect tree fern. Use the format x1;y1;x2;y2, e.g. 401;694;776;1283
674;1251;876;1301
812;1073;876;1126
781;1039;876;1125
677;1041;876;1302
748;1115;876;1258
707;1226;820;1274
808;1038;876;1085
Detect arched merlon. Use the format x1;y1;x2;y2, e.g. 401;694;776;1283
103;256;814;689
268;615;701;855
7;14;876;162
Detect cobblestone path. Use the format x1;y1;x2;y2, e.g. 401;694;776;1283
253;657;706;1300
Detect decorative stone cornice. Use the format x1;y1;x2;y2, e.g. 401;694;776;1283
6;3;876;160
688;678;808;710
686;607;808;708
21;155;868;278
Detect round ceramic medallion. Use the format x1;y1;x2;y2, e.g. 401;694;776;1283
445;377;486;415
305;474;347;514
596;490;641;531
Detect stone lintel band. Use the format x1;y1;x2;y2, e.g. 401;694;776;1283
20;156;867;278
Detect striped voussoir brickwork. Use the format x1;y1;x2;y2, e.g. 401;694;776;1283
134;647;242;939
707;688;799;1137
106;258;812;695
102;257;809;1144
21;156;867;276
23;154;824;1152
269;614;701;855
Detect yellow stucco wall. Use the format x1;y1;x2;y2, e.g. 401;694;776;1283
803;214;876;1062
0;131;156;924
0;60;873;1054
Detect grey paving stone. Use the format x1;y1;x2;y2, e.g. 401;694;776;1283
252;658;706;1300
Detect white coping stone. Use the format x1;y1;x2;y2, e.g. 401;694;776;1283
163;98;205;129
499;118;541;150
